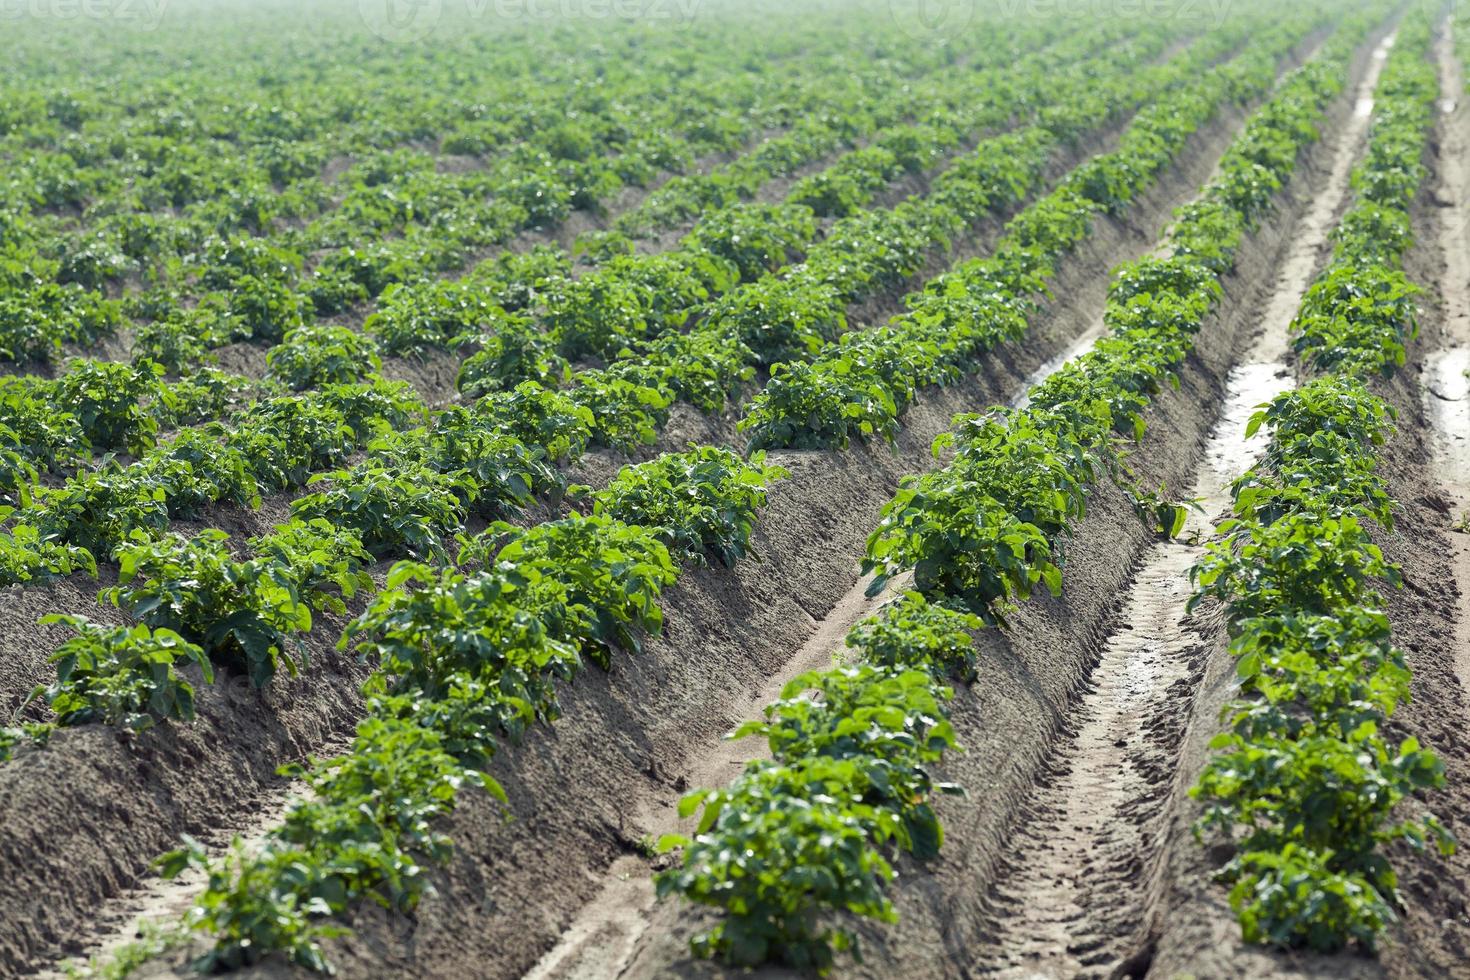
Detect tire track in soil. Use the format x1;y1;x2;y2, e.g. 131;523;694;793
969;31;1396;980
9;36;1217;980
517;32;1350;980
33;737;352;980
1425;22;1470;706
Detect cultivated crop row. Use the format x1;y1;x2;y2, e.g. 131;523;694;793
3;10;1033;361
0;16;1096;372
649;5;1387;970
1187;9;1455;951
0;20;1205;597
0;6;1325;972
0;18;1195;590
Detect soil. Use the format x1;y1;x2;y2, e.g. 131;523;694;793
1146;18;1470;980
13;15;1470;980
168;24;1353;980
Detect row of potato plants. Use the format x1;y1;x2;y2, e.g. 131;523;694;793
601;18;1132;239
647;9;1388;971
142;444;792;972
1;33;799;332
0;11;1233;764
3;11;1025;368
734;21;1298;451
649;5;1370;963
0;17;1124;505
857;14;1366;620
127;18;1147;387
3;14;1302;967
443;23;1243;444
1189;11;1457;951
0;21;1198;590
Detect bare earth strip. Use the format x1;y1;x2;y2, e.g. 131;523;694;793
1148;15;1470;979
971;32;1396;978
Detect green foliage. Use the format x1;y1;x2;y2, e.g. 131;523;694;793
0;377;88;469
1191;511;1401;622
476;381;594;463
229;394;356;490
39;614;213;731
592;448;787;567
382;407;555;515
344;562;580;709
0;518;98;587
705;276;846;367
0;283;121;362
846;592;982;681
458;514;675;669
50;358;165;453
34;464;174;554
107;530;309;687
566;368;673;451
291;462;471;563
455;316;567;397
365;280;501;357
740;359;897;450
161;716;489;974
863;410;1088;624
1291;264;1418;377
658;665;958;970
1187;21;1450;953
249;519;373;616
266;325;383;389
683;203;815;280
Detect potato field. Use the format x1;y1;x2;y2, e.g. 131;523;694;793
2;0;1469;977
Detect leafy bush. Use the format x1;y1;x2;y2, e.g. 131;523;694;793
658;666;957;970
0;518;97;587
476;381;593;463
249;518;373;616
593;448;787;566
567;368;673;451
740;359;897;450
385;406;556;515
863;410;1089;623
291;462;471;563
107;530;309;687
365;280;500;357
846;592;982;681
455;316;566;397
33;463;174;554
266;325;382;389
40;614;212;731
50;358;165;453
459;514;675;669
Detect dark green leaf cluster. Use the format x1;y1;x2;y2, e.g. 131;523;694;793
1189;17;1451;952
38;614;212;731
657;591;976;970
593;447;788;566
106;530;311;688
